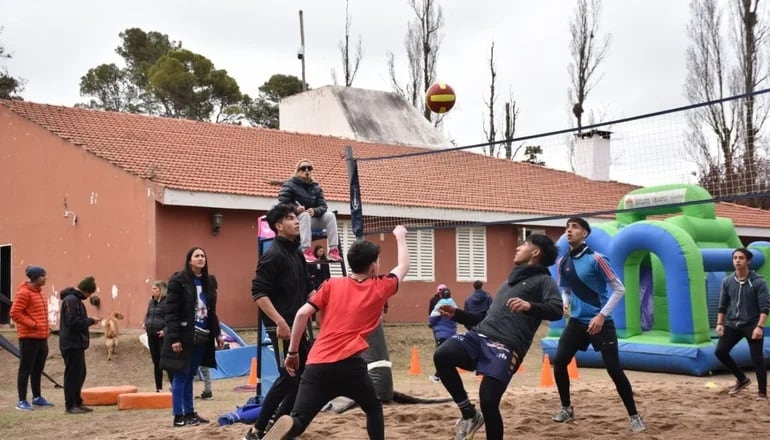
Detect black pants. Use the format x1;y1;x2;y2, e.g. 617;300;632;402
553;318;638;416
17;338;48;401
433;336;510;440
714;324;767;394
286;356;384;439
433;337;447;377
62;348;87;410
255;330;310;433
146;330;171;391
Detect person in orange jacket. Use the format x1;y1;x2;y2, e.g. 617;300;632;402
10;266;55;411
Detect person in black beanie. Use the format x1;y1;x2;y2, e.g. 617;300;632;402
59;276;100;414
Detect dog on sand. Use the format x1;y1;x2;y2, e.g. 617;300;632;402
102;312;125;361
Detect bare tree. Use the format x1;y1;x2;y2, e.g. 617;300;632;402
482;42;497;157
387;0;444;123
501;97;520;160
732;0;769;195
684;0;738;196
567;0;610;169
332;0;363;87
685;0;769;206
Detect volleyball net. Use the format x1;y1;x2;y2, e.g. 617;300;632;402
346;89;770;236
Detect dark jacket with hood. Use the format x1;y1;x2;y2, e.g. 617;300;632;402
59;287;97;351
450;264;562;355
719;270;770;329
160;271;220;373
464;288;493;315
251;236;313;330
278;176;329;217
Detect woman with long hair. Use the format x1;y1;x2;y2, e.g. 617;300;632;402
143;280;170;392
160;247;223;427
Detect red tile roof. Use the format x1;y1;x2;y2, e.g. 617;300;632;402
3;100;769;229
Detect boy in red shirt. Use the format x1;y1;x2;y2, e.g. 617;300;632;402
264;225;409;440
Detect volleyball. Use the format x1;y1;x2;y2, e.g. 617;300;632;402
425;83;456;114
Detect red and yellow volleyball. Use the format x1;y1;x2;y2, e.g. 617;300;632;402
425;83;456;114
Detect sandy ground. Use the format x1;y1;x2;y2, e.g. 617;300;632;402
1;323;768;439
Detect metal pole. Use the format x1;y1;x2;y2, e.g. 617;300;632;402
299;10;307;91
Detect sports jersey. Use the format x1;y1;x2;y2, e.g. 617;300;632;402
306;274;399;365
559;246;619;324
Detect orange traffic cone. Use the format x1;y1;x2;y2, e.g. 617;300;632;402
539;354;554;387
567;356;580;380
408;346;422;376
248;357;258;386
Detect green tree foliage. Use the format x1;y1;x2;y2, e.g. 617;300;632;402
0;28;24;100
147;49;243;122
116;28;180;89
78;63;140;112
79;28;242;123
242;74;307;128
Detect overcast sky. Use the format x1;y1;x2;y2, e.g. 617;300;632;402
1;0;698;182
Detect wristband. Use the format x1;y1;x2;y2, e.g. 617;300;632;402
757;326;764;330
287;351;298;356
716;323;723;326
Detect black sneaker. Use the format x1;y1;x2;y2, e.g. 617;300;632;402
173;415;186;427
186;412;209;425
729;377;751;396
243;428;264;440
79;405;94;413
65;407;87;415
196;390;213;400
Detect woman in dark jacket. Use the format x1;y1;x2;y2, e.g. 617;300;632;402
160;247;223;427
143;280;170;392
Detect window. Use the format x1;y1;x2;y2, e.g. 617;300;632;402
406;229;434;281
456;227;487;281
329;220;357;277
518;227;545;245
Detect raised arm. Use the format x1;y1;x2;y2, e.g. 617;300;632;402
389;225;410;282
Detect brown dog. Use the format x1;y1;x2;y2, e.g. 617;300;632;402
102;312;125;361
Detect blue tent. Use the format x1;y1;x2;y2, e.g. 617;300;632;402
209;323;279;394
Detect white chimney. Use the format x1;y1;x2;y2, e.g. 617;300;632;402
574;129;611;181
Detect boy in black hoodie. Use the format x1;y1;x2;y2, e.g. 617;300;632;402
59;276;100;414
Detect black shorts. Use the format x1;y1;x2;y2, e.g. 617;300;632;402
560;317;618;352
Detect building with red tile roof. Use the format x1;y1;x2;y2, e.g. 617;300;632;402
1;100;769;326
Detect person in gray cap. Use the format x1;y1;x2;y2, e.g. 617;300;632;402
10;266;54;411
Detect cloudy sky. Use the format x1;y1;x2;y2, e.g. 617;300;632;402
1;0;698;182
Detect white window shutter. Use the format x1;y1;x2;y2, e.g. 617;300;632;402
456;227;487;281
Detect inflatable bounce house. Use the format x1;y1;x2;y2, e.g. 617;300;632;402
541;184;770;375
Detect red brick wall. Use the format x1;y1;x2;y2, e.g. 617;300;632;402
0;106;155;329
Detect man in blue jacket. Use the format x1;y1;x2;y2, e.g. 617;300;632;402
715;247;769;400
464;280;492;316
553;217;646;433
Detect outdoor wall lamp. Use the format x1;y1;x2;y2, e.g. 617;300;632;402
211;212;223;236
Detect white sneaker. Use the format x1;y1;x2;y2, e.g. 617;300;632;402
630;414;647;433
454;411;484;440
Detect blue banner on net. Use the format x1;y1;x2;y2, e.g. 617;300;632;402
348;157;364;239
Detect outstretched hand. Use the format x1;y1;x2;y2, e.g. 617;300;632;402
393;225;407;239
